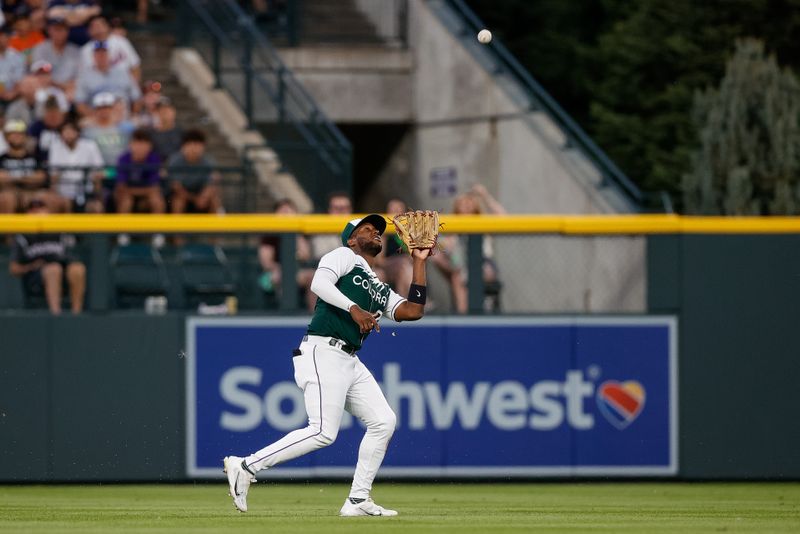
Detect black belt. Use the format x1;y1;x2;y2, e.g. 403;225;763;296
302;335;357;356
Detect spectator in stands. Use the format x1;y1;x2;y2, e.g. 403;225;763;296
0;2;16;20
133;79;161;128
29;3;47;31
8;5;46;56
0;125;8;156
454;183;504;285
46;0;99;46
149;96;181;159
28;94;66;160
48;120;104;212
0;119;49;213
432;184;506;313
114;129;165;244
257;197;314;307
75;40;141;116
81;91;134;168
292;191;353;311
30;60;69;119
9;196;87;314
310;190;352;259
0;23;25;108
80;14;140;81
378;197;413;297
167;129;223;215
135;0;149;24
4;73;37;123
31;17;80;99
110;16;127;38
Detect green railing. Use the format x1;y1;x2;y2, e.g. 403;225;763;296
179;0;353;210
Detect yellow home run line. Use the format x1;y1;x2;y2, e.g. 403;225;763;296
1;214;800;234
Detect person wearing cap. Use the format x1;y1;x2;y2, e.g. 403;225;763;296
74;39;141;116
28;94;66;160
31;17;81;97
79;14;140;80
0;119;49;214
8;196;87;314
30;59;69;120
81;91;134;168
222;210;435;517
0;23;26;106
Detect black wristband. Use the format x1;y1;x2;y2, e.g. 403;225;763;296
408;284;427;305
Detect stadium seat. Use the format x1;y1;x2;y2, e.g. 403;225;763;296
179;244;236;307
111;244;170;309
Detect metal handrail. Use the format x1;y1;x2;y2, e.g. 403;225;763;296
181;0;352;193
441;0;647;208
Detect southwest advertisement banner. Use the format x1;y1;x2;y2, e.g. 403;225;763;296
186;317;677;478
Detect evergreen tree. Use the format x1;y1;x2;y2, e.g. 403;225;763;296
469;0;800;209
683;38;800;215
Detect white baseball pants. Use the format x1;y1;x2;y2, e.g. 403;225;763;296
243;337;397;499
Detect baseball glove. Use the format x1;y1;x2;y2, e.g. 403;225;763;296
392;210;440;255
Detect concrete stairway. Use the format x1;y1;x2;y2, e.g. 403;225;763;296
128;30;278;213
297;0;384;45
128;32;241;168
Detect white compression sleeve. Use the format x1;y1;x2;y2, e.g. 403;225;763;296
310;267;357;312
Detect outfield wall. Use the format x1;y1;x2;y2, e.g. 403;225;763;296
1;233;799;481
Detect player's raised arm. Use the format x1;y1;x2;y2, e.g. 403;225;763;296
393;247;432;322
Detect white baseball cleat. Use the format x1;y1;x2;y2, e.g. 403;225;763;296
339;497;398;517
223;456;256;513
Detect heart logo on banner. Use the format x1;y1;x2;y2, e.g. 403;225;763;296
596;380;646;430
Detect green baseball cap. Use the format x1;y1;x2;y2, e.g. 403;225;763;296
341;214;387;246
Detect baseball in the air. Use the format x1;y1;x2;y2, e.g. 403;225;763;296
477;29;492;44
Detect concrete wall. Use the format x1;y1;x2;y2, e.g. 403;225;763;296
404;0;644;312
275;0;645;313
278;48;413;122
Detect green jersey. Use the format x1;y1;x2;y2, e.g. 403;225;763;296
307;247;405;350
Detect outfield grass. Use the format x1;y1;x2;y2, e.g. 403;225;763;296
1;482;798;533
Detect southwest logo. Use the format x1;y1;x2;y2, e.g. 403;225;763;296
596;380;646;429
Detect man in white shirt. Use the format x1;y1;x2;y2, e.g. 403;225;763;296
75;40;141;116
79;14;140;81
48;120;104;212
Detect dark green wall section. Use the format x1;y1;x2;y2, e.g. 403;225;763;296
648;234;800;479
3;233;800;482
0;317;49;480
0;314;184;481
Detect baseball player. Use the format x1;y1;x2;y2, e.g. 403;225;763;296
224;213;433;516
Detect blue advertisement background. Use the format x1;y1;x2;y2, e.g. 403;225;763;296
187;318;676;476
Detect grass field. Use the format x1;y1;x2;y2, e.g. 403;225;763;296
1;482;799;533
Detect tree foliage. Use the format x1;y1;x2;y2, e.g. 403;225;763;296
469;0;800;211
683;39;800;214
